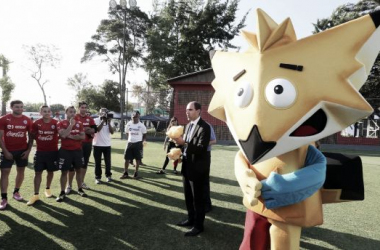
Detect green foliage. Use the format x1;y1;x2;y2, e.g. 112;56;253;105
96;79;121;112
69;79;121;113
0;54;15;115
81;6;149;75
50;103;65;113
144;0;248;90
23;102;45;112
0;76;15;104
312;0;380;100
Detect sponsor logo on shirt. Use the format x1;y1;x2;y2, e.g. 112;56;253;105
38;135;53;141
6;131;25;137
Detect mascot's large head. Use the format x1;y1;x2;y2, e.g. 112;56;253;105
209;9;380;164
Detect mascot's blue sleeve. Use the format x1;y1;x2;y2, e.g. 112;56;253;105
260;145;326;209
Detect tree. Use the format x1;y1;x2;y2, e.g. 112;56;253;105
66;73;92;104
131;84;158;114
50;103;65;114
144;0;248;90
67;79;122;113
23;102;45;112
23;44;61;105
97;80;121;112
82;5;150;136
0;54;15;115
313;0;380;101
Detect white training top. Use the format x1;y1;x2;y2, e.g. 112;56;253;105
93;118;112;147
126;121;147;143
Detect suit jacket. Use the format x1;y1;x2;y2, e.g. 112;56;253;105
182;117;211;181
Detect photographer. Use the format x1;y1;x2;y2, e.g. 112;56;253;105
93;108;114;183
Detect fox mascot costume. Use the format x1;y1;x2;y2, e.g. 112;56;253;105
208;8;380;250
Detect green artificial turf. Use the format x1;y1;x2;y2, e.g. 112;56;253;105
0;136;379;250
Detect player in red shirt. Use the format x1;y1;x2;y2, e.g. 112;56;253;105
66;101;96;194
0;100;33;210
56;106;86;202
27;105;59;206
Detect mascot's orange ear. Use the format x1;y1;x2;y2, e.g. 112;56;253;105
208;49;227;122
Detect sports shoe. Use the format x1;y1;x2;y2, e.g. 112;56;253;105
106;177;112;183
44;189;52;198
56;193;65;202
156;170;166;174
173;170;178;175
65;186;72;195
120;172;129;179
95;179;101;184
77;189;87;197
13;192;23;201
27;195;39;206
133;172;139;179
81;183;90;190
0;199;8;210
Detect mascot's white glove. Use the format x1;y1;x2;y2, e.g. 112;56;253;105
235;151;262;206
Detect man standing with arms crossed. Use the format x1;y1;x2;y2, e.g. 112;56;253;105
27;105;59;205
93;108;114;184
0;100;33;210
120;111;146;179
56;106;86;202
174;101;210;236
66;101;96;194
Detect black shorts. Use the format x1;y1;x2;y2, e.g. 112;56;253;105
124;141;143;161
34;151;59;172
58;148;84;172
82;142;92;168
0;150;28;169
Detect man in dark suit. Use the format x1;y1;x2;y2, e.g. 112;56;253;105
174;101;211;237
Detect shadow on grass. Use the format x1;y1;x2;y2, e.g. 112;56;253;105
0;211;63;249
1;176;245;250
301;226;380;250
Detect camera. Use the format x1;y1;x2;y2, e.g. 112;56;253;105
101;111;113;125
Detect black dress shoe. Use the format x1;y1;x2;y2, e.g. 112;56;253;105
176;219;194;227
184;227;203;237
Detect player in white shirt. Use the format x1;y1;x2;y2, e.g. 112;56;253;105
120;111;146;179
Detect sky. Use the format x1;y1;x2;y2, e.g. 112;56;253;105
0;0;359;107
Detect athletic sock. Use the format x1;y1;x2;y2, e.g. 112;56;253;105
13;188;20;194
60;191;65;196
1;193;7;200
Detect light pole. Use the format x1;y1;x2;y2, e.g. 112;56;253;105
109;0;137;139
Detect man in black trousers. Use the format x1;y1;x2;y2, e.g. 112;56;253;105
174;101;211;237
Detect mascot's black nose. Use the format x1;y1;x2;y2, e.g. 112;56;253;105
239;125;276;165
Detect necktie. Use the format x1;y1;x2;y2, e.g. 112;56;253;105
186;123;193;142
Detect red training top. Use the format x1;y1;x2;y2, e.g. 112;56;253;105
57;120;84;150
75;114;95;143
32;118;59;152
0;114;32;151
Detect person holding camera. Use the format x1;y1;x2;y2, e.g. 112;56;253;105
93;108;114;184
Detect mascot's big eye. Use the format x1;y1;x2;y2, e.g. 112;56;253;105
234;81;253;108
265;78;297;108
